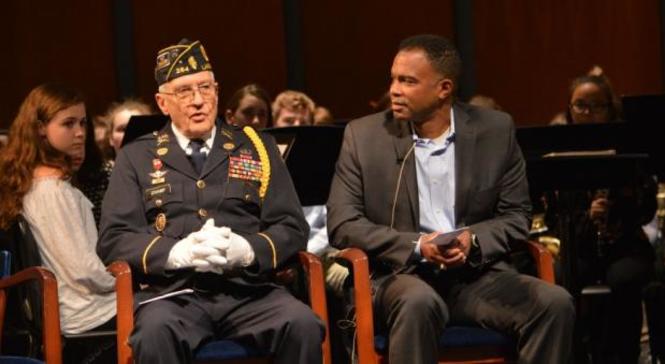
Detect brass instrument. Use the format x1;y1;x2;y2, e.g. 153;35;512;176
530;212;561;259
530;213;548;234
656;183;665;238
656;183;665;268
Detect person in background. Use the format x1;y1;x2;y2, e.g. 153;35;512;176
467;94;502;111
272;90;315;127
224;83;272;130
0;83;116;363
94;117;113;161
313;106;334;125
566;72;621;124
544;68;655;363
100;99;153;158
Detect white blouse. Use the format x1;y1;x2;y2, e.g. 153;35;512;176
22;177;116;334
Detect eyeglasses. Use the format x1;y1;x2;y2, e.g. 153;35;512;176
570;101;609;114
161;82;218;103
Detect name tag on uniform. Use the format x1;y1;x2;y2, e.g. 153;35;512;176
144;184;172;201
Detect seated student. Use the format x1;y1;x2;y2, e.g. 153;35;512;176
272;90;316;127
0;83;116;363
224;84;273;129
99;98;154;160
564;70;655;363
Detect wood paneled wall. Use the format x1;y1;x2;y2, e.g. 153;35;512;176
2;0;663;128
473;0;663;125
130;0;287;115
1;0;116;127
300;0;455;120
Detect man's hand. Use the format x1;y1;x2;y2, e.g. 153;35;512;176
224;232;255;268
191;219;255;270
165;229;227;272
419;229;472;269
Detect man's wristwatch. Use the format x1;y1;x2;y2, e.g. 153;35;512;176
467;233;482;267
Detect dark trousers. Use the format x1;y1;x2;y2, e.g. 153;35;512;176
575;243;654;364
130;284;324;364
374;264;575;364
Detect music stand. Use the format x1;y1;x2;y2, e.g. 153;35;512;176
526;150;649;293
263;125;345;206
621;93;665;124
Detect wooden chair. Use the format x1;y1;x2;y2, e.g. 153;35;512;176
0;251;62;364
110;251;332;364
337;241;555;364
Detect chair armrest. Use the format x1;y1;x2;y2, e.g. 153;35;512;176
107;261;134;364
336;248;377;364
297;251;331;364
525;241;555;284
0;267;62;364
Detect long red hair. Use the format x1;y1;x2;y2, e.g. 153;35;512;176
0;84;85;230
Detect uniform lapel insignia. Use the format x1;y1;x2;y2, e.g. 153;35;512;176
157;133;170;145
223;142;235;151
149;170;168;179
157;147;169;156
150;157;167;184
155;213;167;232
221;128;234;140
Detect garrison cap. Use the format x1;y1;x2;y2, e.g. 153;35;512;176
154;39;212;86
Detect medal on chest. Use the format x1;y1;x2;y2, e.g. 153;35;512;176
229;148;263;182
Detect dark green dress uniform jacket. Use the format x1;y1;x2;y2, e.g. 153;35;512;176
97;120;309;299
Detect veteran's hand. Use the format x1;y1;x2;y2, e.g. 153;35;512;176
166;230;226;271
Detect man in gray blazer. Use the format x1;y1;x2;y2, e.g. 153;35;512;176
327;34;574;364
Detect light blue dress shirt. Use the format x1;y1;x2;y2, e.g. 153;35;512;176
413;109;457;255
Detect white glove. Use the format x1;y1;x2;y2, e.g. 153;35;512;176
165;221;228;272
325;262;349;296
224;231;255;268
191;219;231;253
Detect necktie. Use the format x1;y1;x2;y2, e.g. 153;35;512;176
189;139;207;174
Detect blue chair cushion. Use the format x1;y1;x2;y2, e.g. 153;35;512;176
374;326;514;353
0;356;44;364
194;340;265;360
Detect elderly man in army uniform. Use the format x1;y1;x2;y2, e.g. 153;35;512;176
98;39;323;363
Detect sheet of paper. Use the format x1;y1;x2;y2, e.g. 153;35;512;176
138;288;195;306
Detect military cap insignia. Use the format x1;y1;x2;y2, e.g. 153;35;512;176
154;39;213;85
188;56;198;70
200;45;209;62
156;52;171;70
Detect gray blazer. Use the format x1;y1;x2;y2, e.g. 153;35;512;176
327;103;531;273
